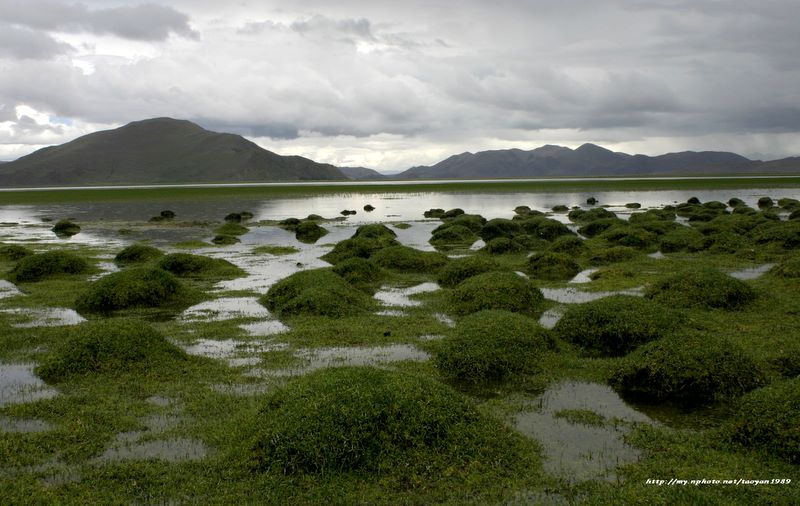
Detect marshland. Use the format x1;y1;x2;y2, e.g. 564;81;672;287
1;178;799;504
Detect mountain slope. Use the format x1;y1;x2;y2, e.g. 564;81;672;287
0;118;345;186
339;166;387;180
397;143;795;178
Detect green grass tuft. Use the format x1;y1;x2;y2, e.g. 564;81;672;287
7;250;92;282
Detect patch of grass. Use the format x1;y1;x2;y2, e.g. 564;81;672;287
0;244;33;261
527;252;581;281
7;251;93;282
173;240;212;249
723;377;800;464
321;236;398;265
392;222;411;230
212;234;240;245
598;225;658;250
429;224;478;249
769;255;800;278
578;218;625;238
436;255;504;288
586;245;640;265
516;216;573;241
660;227;707;253
35;319;187;383
252;245;300;255
114;243;164;265
547;235;585;255
434;310;552;384
610;333;767;405
352;223;397;240
156;253;244;279
75;267;197;313
52;219;81;237
215;222;249;236
553;295;679;356
645;268;757;310
261;268;375;317
479;218;524;241
249;366;533;477
568;207;617;222
370;245;448;273
553;409;606;427
294;221;328;243
481;236;527;254
331;257;385;291
449;271;544;316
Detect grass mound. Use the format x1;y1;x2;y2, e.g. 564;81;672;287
215;222;249;236
568;207;617;222
0;244;33;261
295;221;328;243
156;253;244;278
757;196;774;209
645;269;756;310
352;223;397;240
8;251;92;282
598;225;658;250
261;268;375;317
76;267;193;313
659;227;707;253
527;252;581;281
610;334;766;405
724;378;800;463
517;217;573;241
481;237;527;254
435;310;552;384
750;221;800;250
423;208;445;218
250;366;517;475
578;218;625;238
429;224;478;249
52;219;81;237
437;256;503;288
628;208;677;223
586;246;640;265
553;296;678;356
437;214;486;233
370;245;448;273
114;244;164;265
769;255;800;278
479;218;523;241
212;234;240;245
548;235;585;255
331;257;384;290
321;236;398;265
36;319;186;383
449;271;544;315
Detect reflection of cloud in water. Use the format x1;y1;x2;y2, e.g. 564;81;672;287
729;263;775;280
1;307;86;328
180;297;270;322
0;363;59;407
0;280;23;300
540;286;644;304
374;282;440;307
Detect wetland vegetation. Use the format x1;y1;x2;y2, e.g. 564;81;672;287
1;181;799;504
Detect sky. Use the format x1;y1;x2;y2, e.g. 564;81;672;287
1;0;799;172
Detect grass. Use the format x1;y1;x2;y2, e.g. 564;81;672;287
75;267;199;314
114;243;165;265
645;268;757;310
252;245;300;255
156;253;245;279
260;268;376;317
449;271;544;316
7;250;94;282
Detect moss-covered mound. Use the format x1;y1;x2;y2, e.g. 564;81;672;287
250;366;522;475
437;255;504;288
479;219;523;241
547;235;585;255
278;217;302;230
435;310;552;384
352;223;398;240
35;319;186;383
331;257;384;290
75;267;193;313
371;245;448;273
423;208;445;218
724;378;800;463
645;269;756;310
554;296;678;357
778;198;800;211
8;251;92;282
212;234;240;245
628;208;677;224
659;227;707;253
481;237;527;254
114;244;164;265
728;197;745;208
429;225;478;249
598;225;658;250
321;236;397;265
790;209;800;220
216;222;249;236
52;219;81;237
568;207;617;222
437;214;486;233
578;218;625;238
516;217;573;241
610;334;767;405
0;244;33;261
261;268;375;317
527;252;581;281
769;255;800;278
586;246;640;265
156;253;244;279
443;208;465;218
449;271;543;315
750;221;800;250
295;221;328;243
757;196;774;209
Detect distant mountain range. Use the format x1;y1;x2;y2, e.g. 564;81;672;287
0;118;345;187
1;118;798;187
393;143;800;179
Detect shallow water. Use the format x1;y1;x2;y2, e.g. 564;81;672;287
239;320;290;337
374;282;440;307
0;363;58;407
538;307;566;329
568;268;599;284
540;287;644;304
0;280;22;300
251;344;430;377
181;338;287;368
95;438;208;463
180;297;271;322
514;381;653;483
729;263;776;280
0;417;53;433
1;307;86;328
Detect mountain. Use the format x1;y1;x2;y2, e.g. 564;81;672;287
0;118;345;187
397;143;797;178
339;166;387;180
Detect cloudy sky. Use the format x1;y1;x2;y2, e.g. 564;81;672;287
1;0;799;171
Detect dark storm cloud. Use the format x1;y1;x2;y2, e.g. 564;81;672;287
0;23;73;59
0;0;198;41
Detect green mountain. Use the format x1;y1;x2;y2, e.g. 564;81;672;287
0;118;345;187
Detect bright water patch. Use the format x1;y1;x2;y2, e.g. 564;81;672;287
0;417;53;433
95;438;208;463
538;307;566;329
729;263;776;280
0;363;58;407
239;320;289;337
1;307;86;328
647;251;665;260
0;280;22;300
180;297;270;322
374;282;440;307
515;381;653;483
251;344;430;377
568;268;599;284
434;313;455;328
540;287;644;304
